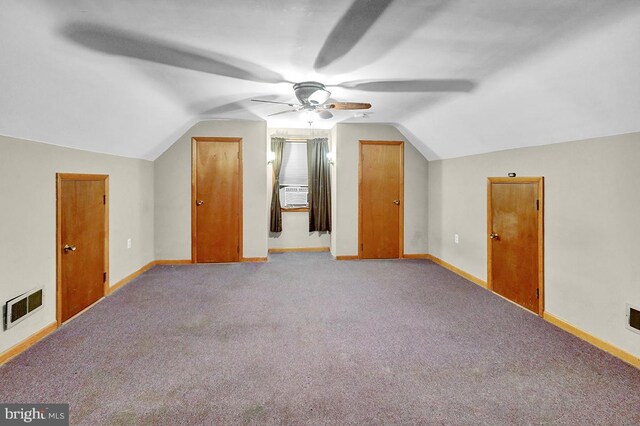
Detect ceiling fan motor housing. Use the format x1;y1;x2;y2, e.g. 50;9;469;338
293;81;328;105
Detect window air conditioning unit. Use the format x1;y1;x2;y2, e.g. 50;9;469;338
284;186;309;206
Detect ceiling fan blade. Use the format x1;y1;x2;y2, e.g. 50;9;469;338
337;79;476;93
327;102;372;110
251;99;297;107
62;23;287;84
192;95;278;115
199;100;249;115
268;109;300;117
314;0;393;70
315;1;449;74
317;110;334;119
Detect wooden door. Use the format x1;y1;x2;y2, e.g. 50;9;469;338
57;174;108;323
359;141;404;259
488;177;544;314
192;137;242;263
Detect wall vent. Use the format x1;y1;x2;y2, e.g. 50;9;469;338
3;288;43;330
626;303;640;335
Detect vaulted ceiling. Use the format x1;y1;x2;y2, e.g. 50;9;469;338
1;0;638;160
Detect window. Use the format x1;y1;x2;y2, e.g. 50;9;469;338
280;142;307;186
279;142;308;209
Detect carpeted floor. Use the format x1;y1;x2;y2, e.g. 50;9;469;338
1;252;639;425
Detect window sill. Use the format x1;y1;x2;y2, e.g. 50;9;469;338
281;207;309;212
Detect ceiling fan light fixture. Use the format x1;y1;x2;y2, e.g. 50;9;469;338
293;81;328;105
308;89;330;105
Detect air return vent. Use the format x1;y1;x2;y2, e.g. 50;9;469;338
626;304;640;335
4;288;43;330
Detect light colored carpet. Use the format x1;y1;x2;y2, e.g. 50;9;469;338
1;252;639;425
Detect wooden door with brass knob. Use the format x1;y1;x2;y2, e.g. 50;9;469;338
192;137;242;263
359;141;404;259
57;173;108;323
488;177;544;315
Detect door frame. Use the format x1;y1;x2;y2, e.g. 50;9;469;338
358;140;404;259
487;176;544;315
56;173;109;325
191;137;243;263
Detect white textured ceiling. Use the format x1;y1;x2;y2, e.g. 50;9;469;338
0;0;638;160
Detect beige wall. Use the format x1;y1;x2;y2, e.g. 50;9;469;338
155;120;268;260
334;123;429;256
428;132;640;358
267;128;332;251
0;135;154;354
269;212;331;250
330;126;338;255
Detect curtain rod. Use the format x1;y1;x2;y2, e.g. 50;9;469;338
271;134;330;141
273;137;330;142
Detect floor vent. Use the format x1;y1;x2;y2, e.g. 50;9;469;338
626;304;640;335
4;288;43;330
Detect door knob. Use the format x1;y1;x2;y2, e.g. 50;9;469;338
393;200;400;205
196;200;204;206
64;244;77;252
489;233;499;240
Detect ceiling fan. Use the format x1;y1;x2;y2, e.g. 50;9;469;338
251;81;371;120
60;0;476;120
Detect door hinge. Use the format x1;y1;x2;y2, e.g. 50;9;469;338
103;195;106;204
237;245;240;254
360;243;363;252
536;288;539;299
536;199;539;210
103;272;107;283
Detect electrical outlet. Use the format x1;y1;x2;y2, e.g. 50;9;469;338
127;238;132;249
454;234;459;244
